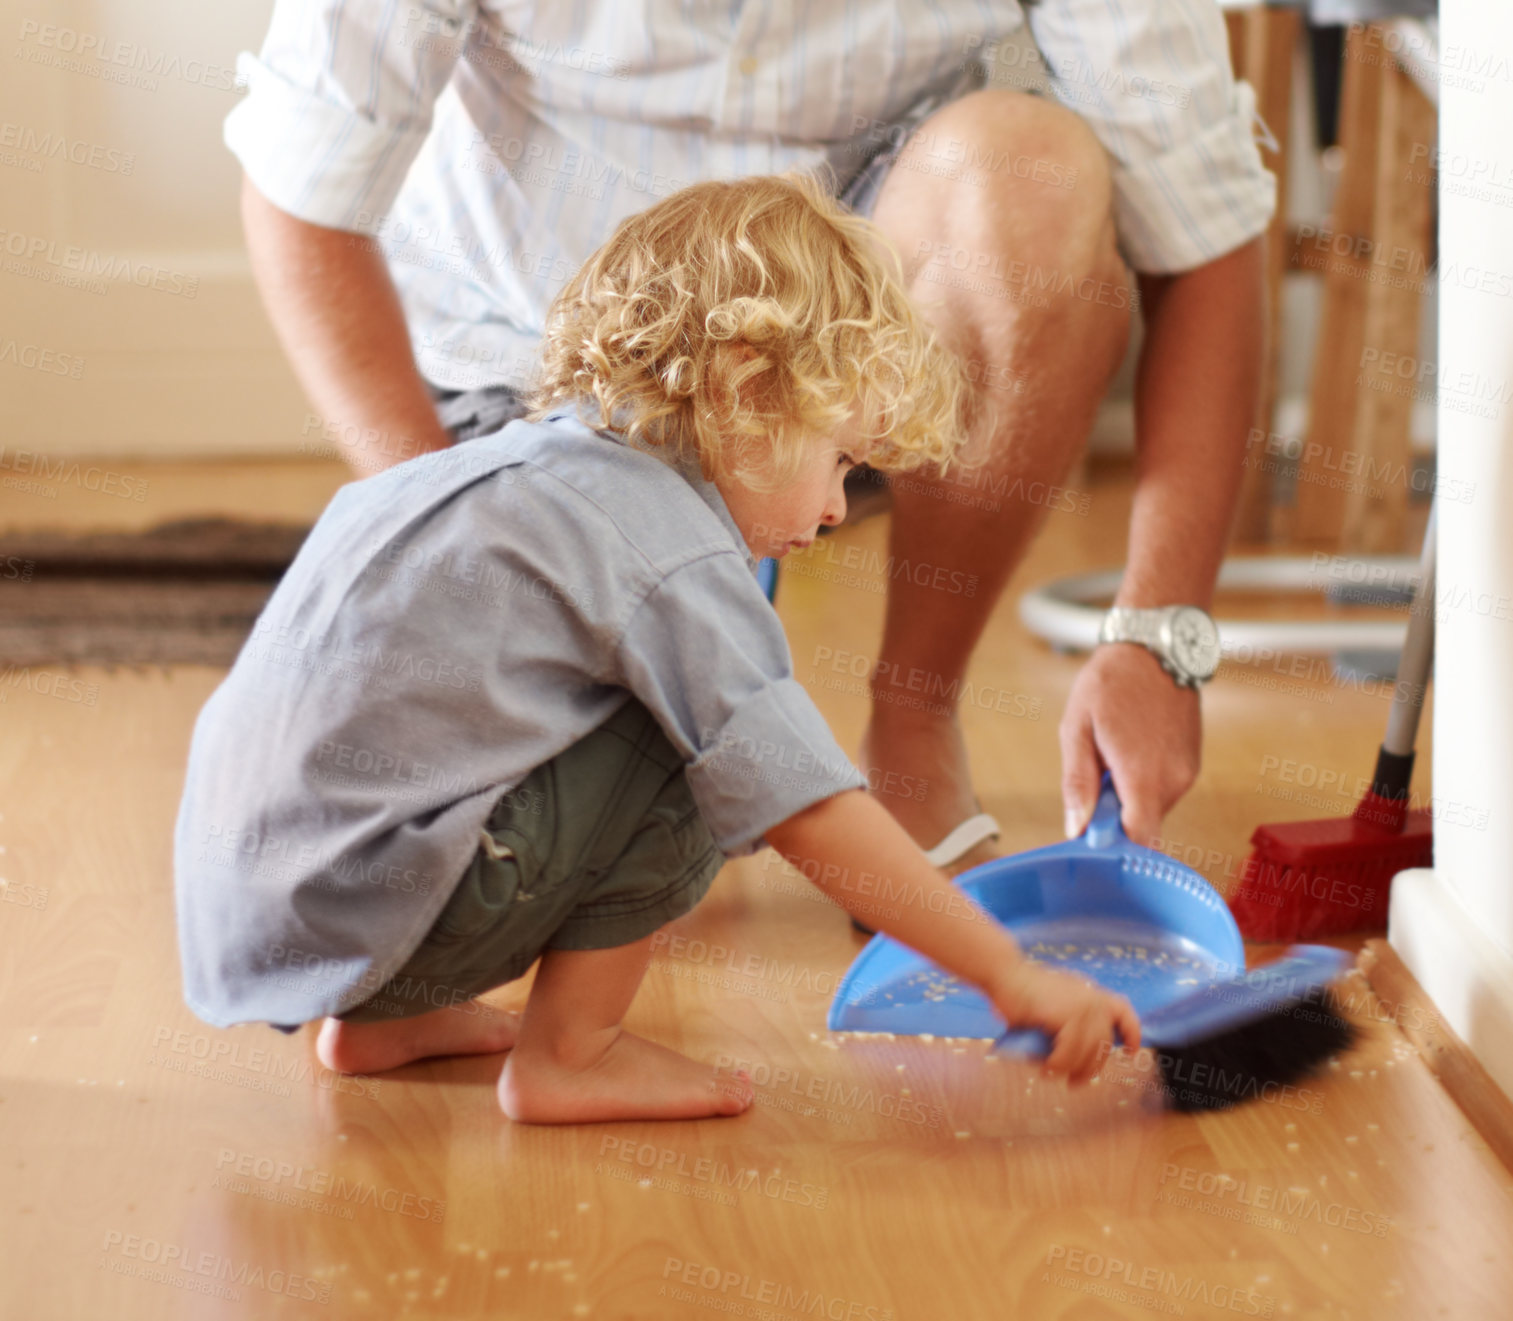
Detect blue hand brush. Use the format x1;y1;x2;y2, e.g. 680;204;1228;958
995;943;1359;1112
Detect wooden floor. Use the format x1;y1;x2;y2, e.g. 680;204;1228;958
2;459;1507;1321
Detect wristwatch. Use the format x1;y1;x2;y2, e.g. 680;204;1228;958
1098;605;1221;689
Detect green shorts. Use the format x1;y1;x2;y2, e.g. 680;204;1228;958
335;697;724;1024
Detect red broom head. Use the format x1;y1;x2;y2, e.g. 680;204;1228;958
1351;789;1408;832
1226;810;1433;942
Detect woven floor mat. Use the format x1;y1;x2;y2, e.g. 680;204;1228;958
0;518;310;666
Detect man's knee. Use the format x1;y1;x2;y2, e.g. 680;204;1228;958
873;87;1131;402
915;87;1114;225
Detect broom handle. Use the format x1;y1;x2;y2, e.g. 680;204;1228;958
1381;501;1436;761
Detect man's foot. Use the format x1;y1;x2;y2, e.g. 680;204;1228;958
498;1027;754;1123
858;711;1003;876
316;1001;521;1074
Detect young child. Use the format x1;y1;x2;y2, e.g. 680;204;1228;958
174;170;1139;1124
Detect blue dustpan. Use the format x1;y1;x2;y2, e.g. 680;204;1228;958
827;773;1246;1043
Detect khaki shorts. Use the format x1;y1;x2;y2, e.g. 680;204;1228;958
336;696;723;1023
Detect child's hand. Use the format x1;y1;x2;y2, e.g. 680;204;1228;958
992;962;1142;1085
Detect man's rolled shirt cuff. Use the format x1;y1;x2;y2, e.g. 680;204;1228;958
1111;80;1278;274
223;52;429;234
685;678;867;857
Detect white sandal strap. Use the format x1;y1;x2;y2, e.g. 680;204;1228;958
924;812;1002;868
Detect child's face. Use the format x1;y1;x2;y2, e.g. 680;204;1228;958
716;411;873;560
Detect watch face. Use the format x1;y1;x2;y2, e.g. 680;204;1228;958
1168;608;1221;679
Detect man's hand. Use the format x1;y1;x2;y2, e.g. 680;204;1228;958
991;960;1141;1085
1059;643;1200;847
1052;236;1262;847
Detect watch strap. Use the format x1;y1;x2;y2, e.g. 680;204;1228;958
1098;605;1209;689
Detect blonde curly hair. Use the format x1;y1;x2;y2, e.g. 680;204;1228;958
521;168;974;491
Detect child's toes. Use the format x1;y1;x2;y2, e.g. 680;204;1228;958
711;1067;754;1115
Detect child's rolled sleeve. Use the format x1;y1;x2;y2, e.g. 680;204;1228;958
615;550;866;856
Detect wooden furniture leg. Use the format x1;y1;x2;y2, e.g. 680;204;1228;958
1224;5;1300;547
1291;23;1437;551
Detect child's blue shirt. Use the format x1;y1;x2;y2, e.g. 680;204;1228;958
173;398;864;1028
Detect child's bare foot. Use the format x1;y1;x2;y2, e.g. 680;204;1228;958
498;1027;754;1123
316;1001;521;1074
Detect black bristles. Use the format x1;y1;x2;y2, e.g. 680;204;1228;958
1153;991;1359;1114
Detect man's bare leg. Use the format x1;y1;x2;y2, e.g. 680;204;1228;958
499;935;755;1123
862;89;1134;864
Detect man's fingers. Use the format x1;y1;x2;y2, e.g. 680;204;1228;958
1059;710;1103;839
1108;764;1161;847
1121;805;1160;848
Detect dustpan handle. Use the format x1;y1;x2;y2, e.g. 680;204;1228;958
1083;771;1126;850
995;1026;1055;1057
994;773;1126;1057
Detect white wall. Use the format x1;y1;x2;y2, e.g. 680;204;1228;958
1389;1;1513;1100
0;0;313;459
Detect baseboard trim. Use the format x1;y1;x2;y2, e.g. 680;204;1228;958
1363;869;1513;1175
